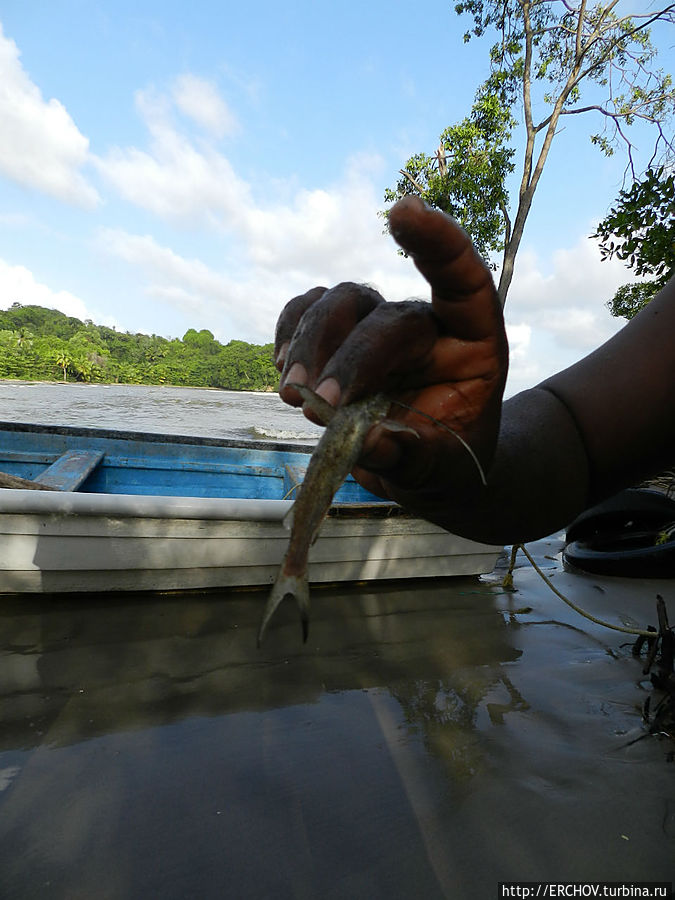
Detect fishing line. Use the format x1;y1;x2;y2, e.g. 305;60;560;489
390;400;488;486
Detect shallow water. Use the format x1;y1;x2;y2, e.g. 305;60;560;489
0;538;673;898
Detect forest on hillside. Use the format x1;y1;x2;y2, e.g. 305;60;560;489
0;304;279;392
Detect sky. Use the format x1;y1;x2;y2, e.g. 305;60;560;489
0;1;672;396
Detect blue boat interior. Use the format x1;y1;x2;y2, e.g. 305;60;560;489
0;421;385;504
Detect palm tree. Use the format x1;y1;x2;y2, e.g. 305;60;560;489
55;354;71;383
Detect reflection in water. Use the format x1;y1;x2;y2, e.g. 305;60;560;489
1;547;674;898
392;669;530;783
0;579;519;753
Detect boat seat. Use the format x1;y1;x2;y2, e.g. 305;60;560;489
34;449;104;491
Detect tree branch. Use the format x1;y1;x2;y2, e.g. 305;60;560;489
559;99;675;123
575;5;675;87
398;169;427;194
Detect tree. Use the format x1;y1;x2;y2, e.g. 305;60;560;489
384;1;675;305
383;87;516;267
55;353;71;383
0;303;280;390
593;165;675;318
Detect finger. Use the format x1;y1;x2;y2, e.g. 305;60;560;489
274;286;328;369
279;282;385;405
388;196;501;341
315;300;439;405
314;297;501;414
309;296;504;480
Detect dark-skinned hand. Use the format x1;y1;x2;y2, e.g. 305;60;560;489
274;196;509;516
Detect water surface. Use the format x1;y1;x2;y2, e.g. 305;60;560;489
0;381;322;441
0;384;673;897
1;540;673;898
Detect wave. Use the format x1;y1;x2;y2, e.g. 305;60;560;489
250;425;319;442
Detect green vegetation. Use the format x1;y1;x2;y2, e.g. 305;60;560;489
382;1;675;306
0;304;280;392
594;166;675;319
382;87;516;269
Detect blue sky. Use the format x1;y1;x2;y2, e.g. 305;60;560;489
0;1;672;395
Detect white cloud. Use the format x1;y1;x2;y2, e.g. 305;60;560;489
504;321;541;393
100;228;218;288
239;154;423;289
94;86;634;383
0;258;90;320
172;74;239;138
94;90;431;341
92;74;640;388
498;231;640;394
505;231;630;351
99;227;235;314
0;211;35;228
95;150;431;345
95;85;416;295
96;227;273;339
0;23;99;207
95;86;251;225
96;218;417;344
0;257;122;333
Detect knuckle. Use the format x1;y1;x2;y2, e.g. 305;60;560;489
278;283;393;393
274;286;327;349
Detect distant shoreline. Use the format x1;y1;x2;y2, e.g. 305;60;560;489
0;305;278;393
0;378;278;396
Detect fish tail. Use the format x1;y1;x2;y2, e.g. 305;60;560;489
257;570;310;647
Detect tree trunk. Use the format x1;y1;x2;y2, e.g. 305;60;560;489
496;189;536;305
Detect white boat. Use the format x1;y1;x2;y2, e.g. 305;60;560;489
0;421;501;594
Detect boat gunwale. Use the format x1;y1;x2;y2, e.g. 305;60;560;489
0;487;409;520
0;419;317;454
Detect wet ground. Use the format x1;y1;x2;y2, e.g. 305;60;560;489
0;536;673;898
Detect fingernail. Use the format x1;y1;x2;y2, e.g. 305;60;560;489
315;378;341;407
281;362;307;390
275;342;289;370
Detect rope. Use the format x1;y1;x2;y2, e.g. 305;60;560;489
514;543;658;639
281;482;301;501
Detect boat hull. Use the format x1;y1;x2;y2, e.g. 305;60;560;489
0;489;499;593
0;421;502;594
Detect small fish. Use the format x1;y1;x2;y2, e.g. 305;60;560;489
257;384;416;646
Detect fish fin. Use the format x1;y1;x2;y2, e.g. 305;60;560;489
379;419;420;438
257;571;311;646
286;383;336;425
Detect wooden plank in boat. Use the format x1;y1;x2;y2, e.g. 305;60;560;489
0;471;57;491
34;449;104;491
